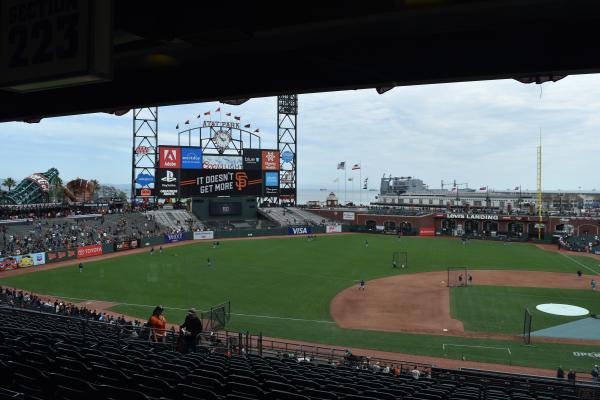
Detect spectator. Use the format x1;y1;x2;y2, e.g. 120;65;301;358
180;308;203;353
411;366;421;380
556;366;564;379
567;369;576;384
592;365;599;382
149;305;167;342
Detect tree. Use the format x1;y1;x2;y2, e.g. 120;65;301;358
2;178;16;192
50;176;64;203
89;179;100;201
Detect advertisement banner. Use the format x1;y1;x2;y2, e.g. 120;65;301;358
164;232;185;243
46;250;76;262
159;146;181;168
77;244;103;259
288;226;312;235
155;168;180;198
181;147;203;169
179;169;262;197
114;239;140;252
264;171;279;196
419;227;436;236
202;155;243;170
26;173;50;192
136;173;154;186
326;225;342;233
262;150;280;171
0;252;46;272
343;212;355;221
135;188;154;197
243;149;262;170
193;231;215;240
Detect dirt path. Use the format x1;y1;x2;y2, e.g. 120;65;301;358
330;270;600;342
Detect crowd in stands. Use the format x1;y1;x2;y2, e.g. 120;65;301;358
558;235;600;253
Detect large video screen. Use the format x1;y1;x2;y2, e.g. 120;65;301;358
156;146;280;198
209;201;242;216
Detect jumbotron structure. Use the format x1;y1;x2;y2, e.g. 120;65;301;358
131;95;298;206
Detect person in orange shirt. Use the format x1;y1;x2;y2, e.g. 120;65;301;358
149;305;167;342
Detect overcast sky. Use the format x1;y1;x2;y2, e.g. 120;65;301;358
1;75;599;192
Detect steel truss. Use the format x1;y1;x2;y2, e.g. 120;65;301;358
277;95;298;206
131;108;158;204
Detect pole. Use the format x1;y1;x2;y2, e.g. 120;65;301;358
344;164;347;205
359;161;362;206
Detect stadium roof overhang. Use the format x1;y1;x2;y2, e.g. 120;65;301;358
1;0;600;122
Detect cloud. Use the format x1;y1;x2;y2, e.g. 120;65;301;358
1;75;599;192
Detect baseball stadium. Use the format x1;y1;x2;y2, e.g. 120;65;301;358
1;2;600;400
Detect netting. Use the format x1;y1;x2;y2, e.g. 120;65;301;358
447;267;468;287
201;300;231;331
523;307;532;345
392;252;408;269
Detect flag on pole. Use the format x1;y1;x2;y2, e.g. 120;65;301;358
337;162;345;170
514;186;520;191
204;111;210;116
176;124;179;129
451;187;457;192
348;178;353;182
226;112;232;116
352;163;361;170
363;178;368;190
244;124;251;128
479;186;487;191
234;116;241;121
185;120;190;125
196;113;201;118
254;129;260;133
215;107;221;112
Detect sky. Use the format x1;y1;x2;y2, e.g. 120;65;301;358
1;74;600;192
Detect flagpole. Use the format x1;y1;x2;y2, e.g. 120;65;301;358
344;164;347;205
359;161;362;206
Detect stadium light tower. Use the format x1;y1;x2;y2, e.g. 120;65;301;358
278;95;298;206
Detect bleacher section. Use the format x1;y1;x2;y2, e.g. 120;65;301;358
258;208;333;227
0;307;594;400
147;210;203;232
1;213;159;255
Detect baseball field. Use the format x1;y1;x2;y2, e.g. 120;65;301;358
1;234;600;371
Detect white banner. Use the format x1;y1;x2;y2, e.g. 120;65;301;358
202;155;243;170
326;225;342;233
193;231;214;240
343;212;355;221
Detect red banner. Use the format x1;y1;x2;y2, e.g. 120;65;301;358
419;227;436;237
77;244;103;259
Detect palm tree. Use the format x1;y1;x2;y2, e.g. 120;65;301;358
2;178;16;192
51;176;64;203
89;179;100;201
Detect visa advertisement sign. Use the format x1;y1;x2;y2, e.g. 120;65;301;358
181;147;202;169
288;226;312;235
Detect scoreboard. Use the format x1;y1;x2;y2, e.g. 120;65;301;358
155;146;280;199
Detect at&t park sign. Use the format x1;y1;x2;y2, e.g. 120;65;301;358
446;213;499;221
203;121;240;129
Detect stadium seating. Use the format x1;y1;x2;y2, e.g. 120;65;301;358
146;210;203;233
0;307;593;400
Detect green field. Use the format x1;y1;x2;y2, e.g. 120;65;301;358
451;286;600;334
1;234;599;371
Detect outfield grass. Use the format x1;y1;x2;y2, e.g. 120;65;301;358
0;234;599;370
451;286;600;334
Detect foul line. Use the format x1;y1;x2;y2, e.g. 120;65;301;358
443;343;511;355
44;294;335;324
560;253;600;276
